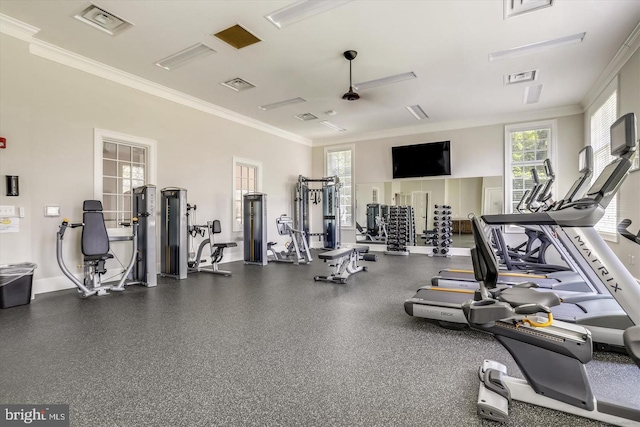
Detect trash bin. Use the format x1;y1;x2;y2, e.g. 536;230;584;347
0;262;37;309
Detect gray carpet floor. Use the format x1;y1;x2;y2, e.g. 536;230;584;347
1;252;638;427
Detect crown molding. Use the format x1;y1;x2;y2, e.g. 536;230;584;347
312;104;584;147
582;21;640;111
0;14;312;147
0;13;39;41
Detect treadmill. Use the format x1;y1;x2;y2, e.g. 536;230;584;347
432;146;593;292
405;113;637;351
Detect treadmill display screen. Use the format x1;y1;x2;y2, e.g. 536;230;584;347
586;159;621;197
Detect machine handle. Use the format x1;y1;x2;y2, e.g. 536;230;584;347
618;219;640;244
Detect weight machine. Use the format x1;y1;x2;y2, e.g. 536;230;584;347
267;214;312;265
56;185;157;297
160;187;188;279
187;218;237;276
294;175;341;250
244;193;268;265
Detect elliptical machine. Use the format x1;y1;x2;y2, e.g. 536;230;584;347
463;112;640;425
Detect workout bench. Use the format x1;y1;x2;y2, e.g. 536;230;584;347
314;245;372;284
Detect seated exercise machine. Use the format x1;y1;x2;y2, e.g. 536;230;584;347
314;245;373;284
405;115;637;351
355;222;374;241
57;193;157;297
464;213;640;425
356;220;387;243
267;214;312;265
188;220;237;276
355;203;388;243
160;187;235;277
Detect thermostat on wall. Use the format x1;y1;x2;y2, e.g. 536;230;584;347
45;206;61;217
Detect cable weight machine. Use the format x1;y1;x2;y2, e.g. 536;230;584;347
294;175;341;250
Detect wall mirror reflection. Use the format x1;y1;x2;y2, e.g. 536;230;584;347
355;176;503;248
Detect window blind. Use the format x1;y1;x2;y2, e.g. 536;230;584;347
590;91;617;236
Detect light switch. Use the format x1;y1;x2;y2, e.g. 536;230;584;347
44;206;60;217
0;205;15;216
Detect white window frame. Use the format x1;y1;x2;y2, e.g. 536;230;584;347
324;144;355;229
232;157;262;233
94;129;157;236
504;119;557;233
587;77;618;242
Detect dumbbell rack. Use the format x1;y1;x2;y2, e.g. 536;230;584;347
384;205;415;256
429;204;452;257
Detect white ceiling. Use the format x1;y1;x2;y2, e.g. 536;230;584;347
1;0;639;145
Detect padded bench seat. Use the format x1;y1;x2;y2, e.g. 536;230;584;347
314;245;371;284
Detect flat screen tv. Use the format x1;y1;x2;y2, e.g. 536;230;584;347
392;141;451;179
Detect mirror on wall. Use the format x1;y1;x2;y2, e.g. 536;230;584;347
355;176;503;248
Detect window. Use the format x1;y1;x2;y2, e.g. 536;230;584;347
504;120;557;217
94;129;157;232
325;145;354;227
233;157;262;232
589;80;618;240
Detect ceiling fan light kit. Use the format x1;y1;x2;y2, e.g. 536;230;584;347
342;50;360;101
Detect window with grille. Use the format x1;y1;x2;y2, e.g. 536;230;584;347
94;129;157;232
589;84;618;240
233;158;261;232
504;120;556;217
325;146;354;227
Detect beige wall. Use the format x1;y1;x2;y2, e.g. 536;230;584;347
595;48;640;278
0;34;312;293
315;114;585;243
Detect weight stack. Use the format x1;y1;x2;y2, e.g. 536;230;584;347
429;204;452;257
384;205;415;256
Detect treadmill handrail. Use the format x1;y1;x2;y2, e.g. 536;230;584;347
483;212;555;226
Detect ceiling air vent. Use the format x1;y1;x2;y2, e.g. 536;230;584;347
220;78;256;92
214;24;261;49
504;0;553;19
73;4;133;36
504;69;538;85
294;113;318;121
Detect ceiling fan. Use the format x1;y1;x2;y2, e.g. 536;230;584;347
342;50;360;101
341;50;417;102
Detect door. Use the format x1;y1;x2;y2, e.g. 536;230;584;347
483;187;503;215
411;191;430;232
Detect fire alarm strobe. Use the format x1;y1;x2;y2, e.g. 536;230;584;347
0;137;6;149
